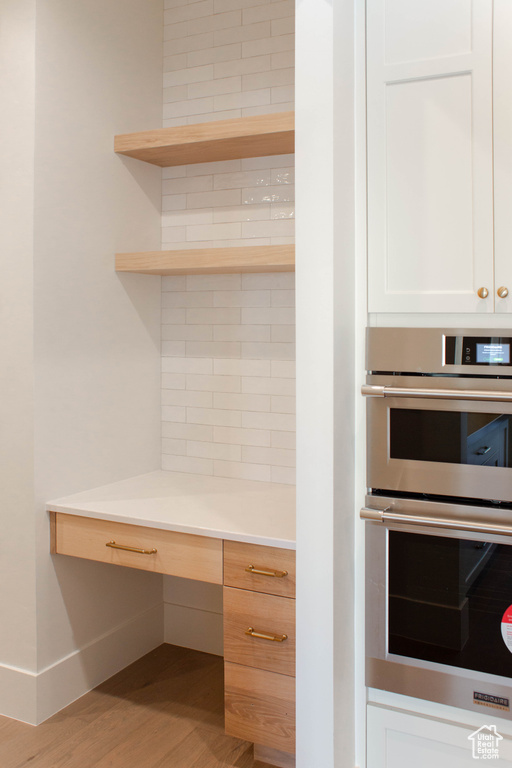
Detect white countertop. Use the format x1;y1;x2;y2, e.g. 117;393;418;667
47;470;296;549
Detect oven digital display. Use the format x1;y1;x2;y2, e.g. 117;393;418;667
476;343;510;364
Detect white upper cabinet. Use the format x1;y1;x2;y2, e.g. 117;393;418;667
493;0;512;314
367;0;494;313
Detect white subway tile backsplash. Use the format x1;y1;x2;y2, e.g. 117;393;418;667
187;407;242;427
241;376;294;395
162;357;214;375
161;341;187;357
242;33;294;58
162;438;187;455
242;272;294;289
186;341;241;358
164;32;213;56
162;405;187;422
241;341;295;360
214;21;271;47
271;466;295;484
188;45;242;69
242;445;295;467
186;374;241;392
214;358;270;376
213;460;271;482
187;222;242;241
213;324;270;342
187;75;241;99
271;360;295;378
163;84;188;103
241;410;295;432
271;16;294;35
271;430;295;449
163;422;214;442
213;392;271;411
162;324;213;341
162;372;187;389
187;10;242;36
271;395;295;413
162;1;295;484
214;55;271;79
162;290;214;308
162;454;214;475
188;440;242;461
241;307;294;324
213;426;271;446
242;67;293;91
186;273;242;291
164;0;213;24
186;307;241;324
271;324;295;343
164;65;214;88
187;189;241;209
242;218;294;239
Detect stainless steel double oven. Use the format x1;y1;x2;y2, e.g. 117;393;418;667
363;327;512;716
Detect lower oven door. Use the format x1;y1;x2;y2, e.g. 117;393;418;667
364;497;512;716
365;375;512;503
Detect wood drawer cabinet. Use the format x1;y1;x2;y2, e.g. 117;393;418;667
52;513;223;584
223;541;296;761
224;661;295;756
223;540;295;598
223;586;295;677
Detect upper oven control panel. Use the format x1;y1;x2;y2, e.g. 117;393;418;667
446;336;512;366
366;328;512;375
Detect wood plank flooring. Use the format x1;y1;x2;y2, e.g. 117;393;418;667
0;644;278;768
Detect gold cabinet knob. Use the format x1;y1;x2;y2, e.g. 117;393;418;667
477;287;489;299
498;286;509;299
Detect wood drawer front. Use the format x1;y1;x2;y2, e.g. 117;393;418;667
223;587;295;677
223;541;295;598
53;513;223;584
224;662;295;755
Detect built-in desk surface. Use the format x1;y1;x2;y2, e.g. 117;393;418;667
47;470;296;550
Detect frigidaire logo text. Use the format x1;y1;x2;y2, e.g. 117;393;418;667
474;691;510;711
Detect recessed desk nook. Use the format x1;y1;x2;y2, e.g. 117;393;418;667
47;471;296;768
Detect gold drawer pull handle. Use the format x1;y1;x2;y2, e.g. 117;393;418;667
245;627;288;643
245;564;288;578
106;540;157;555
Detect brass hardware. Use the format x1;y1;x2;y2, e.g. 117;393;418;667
245;627;288;642
106;540;157;555
498;286;509;299
477;287;489;299
245;564;288;578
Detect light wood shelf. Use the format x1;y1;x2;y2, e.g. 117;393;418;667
114;112;294;167
115;245;295;275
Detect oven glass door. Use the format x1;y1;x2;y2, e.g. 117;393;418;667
366;382;512;502
389;528;512;679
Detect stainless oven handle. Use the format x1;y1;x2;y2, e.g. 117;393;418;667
361;384;512;402
361;507;512;537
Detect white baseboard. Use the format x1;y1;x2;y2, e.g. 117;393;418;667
0;603;164;725
164;602;223;656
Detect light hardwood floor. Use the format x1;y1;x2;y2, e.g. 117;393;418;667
0;644;278;768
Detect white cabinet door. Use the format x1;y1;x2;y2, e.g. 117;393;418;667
367;705;512;768
493;0;512;315
367;0;494;313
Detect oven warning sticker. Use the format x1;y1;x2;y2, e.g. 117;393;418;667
501;605;512;653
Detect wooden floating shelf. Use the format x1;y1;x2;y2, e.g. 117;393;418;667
116;245;295;275
114;112;295;167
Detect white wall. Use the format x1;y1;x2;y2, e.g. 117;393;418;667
296;0;357;766
0;0;38;720
0;0;166;724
